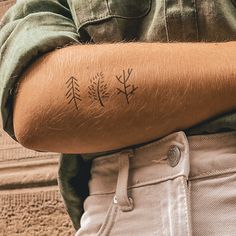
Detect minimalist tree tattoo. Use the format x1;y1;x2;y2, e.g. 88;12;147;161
116;68;138;104
66;76;81;110
88;72;109;107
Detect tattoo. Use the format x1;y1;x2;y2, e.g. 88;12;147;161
66;76;81;110
88;72;109;107
116;68;138;104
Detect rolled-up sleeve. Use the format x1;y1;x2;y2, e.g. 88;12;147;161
0;0;80;141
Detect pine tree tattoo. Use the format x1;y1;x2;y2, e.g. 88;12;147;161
88;72;109;107
65;76;81;110
116;68;138;104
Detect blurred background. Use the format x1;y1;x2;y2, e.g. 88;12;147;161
0;1;74;235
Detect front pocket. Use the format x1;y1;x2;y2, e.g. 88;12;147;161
77;194;119;236
70;0;151;31
96;199;119;236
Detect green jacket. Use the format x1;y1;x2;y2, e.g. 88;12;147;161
1;0;236;230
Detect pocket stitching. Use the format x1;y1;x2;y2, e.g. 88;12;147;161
96;202;119;236
76;0;152;31
106;0;152;19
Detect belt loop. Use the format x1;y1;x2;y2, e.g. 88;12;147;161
114;149;134;212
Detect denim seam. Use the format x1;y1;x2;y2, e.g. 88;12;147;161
97;203;118;236
190;167;236;180
187;180;193;235
181;177;190;236
90;173;188;196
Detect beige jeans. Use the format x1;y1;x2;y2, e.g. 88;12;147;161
76;131;236;236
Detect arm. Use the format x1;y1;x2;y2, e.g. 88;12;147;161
13;42;236;153
0;0;79;142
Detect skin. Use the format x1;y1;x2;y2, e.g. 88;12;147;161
13;42;236;154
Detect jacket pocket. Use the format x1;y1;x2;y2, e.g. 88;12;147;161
69;0;151;31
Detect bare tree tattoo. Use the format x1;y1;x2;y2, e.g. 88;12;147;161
88;72;109;107
116;68;138;104
66;76;81;110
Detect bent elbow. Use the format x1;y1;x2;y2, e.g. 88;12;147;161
13;112;41;150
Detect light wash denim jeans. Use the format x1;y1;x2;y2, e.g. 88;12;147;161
77;131;236;235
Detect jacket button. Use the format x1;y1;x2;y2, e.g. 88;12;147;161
167;145;181;167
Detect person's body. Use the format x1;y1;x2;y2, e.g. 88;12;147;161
1;0;236;235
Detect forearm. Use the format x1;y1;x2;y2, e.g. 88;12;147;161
13;42;236;153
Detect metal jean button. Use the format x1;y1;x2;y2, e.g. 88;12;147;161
167;145;181;167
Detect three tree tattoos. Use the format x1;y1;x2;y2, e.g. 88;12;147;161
66;68;138;110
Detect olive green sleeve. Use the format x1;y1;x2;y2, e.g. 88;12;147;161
0;0;80;142
58;154;92;230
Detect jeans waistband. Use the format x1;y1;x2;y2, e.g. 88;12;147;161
89;131;236;195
